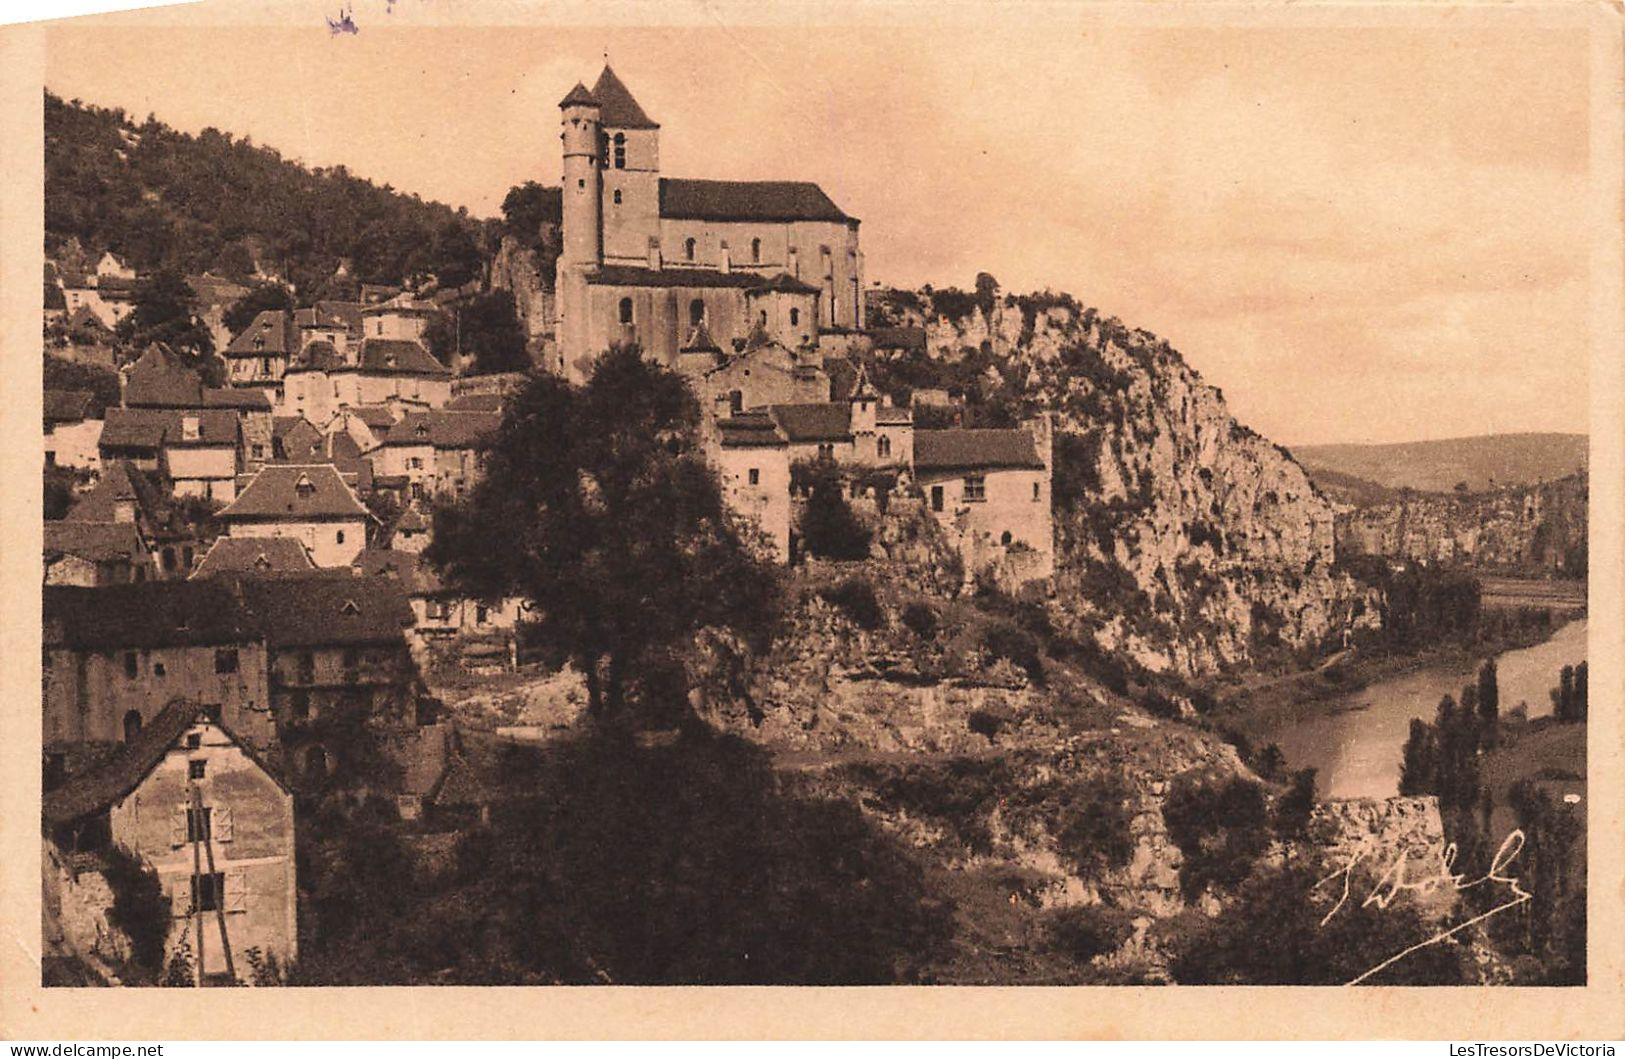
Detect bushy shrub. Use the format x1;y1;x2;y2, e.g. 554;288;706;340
1161;770;1270;900
100;845;171;976
981;620;1044;685
1052;774;1136;877
966;708;1009;740
901;601;939;640
1044;905;1135;963
801;476;872;560
820;578;884;631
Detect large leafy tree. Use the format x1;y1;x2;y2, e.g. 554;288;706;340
222;281;295;335
425;347;781;722
427;290;530;375
117;267;213;355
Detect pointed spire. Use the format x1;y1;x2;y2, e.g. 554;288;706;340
591;65;659;129
558;82;598;109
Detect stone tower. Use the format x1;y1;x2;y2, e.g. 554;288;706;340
590;66;662;266
558;81;603;366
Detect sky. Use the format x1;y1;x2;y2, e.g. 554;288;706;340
42;4;1594;446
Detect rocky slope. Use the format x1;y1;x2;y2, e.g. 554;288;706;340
866;286;1374;676
1334;474;1587;576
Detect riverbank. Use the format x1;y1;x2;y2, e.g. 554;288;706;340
1210;618;1572;744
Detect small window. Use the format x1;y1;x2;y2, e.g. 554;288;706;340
751;238;761;263
619;297;634;326
124;652;139;679
189;759;207;780
191;870;224;911
215;648;239;674
577;178;585;190
336;529;346;545
730;390;744;414
684;238;696;262
123;709;143;742
186;733;202;750
153;662;166;678
748;468;760;486
931;485;945;513
476;604;489;625
613;189;623;205
252;444;265;460
1001;530;1014;546
964;475;986;503
186;807;212;843
789;308;800;326
689;299;705;327
613;132;626;169
878;436;892;459
1033;482;1042;501
818;443;835;462
201;703;222;724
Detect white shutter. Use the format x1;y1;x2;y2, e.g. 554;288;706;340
225;870;247;913
214;806;234;842
170;811;187;849
170;879;191;918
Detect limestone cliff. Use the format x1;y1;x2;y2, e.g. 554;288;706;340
1334;474;1587;575
489;233;558;343
867;287;1372;676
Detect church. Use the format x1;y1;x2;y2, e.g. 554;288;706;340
553;67;865;380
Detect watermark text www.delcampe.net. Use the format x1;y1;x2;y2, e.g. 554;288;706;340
1450;1047;1616;1057
11;1047;164;1057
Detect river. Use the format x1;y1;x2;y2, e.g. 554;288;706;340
1255;619;1588;799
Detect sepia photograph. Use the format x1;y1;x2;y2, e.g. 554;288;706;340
3;0;1621;1038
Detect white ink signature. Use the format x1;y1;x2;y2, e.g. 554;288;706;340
1313;829;1531;985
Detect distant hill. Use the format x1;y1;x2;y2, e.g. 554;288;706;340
44;92;491;297
1295;433;1587;494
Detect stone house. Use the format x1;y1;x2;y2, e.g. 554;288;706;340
280;338;451;425
43;699;297;983
368;410;500;501
163;410;242;503
216;464;371;568
44;521;152;586
61;461;203;580
44;389;102;471
224;310;299;392
203;388;274;467
272;416;323;461
713;413;792;562
682;336;830;419
189;537;316;580
43;581;275;753
353;548;529;646
912;417;1055;585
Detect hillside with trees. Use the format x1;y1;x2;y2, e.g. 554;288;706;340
44;92;489;297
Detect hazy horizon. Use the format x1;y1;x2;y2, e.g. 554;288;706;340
43;10;1592;448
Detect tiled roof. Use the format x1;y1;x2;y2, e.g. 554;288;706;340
717;413;787;449
378;411;500;450
98;409;170;450
217;463;369;521
43;521;143;563
913;429;1044;472
287;340;343;373
659;178;852;224
185;274;249;307
559;81;598;108
754;272;821;295
769;402;852;443
591;65;658;129
393;506;429;533
44;389;96;423
273;417;323;460
354;339;449;376
44;581;259;651
123;346;203;408
346;404;401;428
67;305;110;331
190;536;315;579
585;265;782;291
225;310;296;357
202;387;272;411
65;462;164;524
352;547;444;596
166;410;240;448
293;301;363;334
876;405;913;425
237;575;414;649
444;393;503;412
43;701;204;826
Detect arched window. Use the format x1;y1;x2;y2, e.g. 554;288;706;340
1001;530;1014;546
878;436;891;459
789;308;800;327
751;238;761;263
684;238;696;262
613;189;622;205
598;131;609;169
689;299;705;327
123;709;143;744
613;132;626;169
729;390;744;414
619;297;634;325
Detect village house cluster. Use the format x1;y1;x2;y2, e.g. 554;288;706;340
39;66;1057;984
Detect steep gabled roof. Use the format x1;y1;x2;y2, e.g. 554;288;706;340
559;81;599;109
217;463;369;521
378;411;501;450
350;339;449;376
44;389;96;424
225;310;296;357
123;346;203;408
43;701;206;826
717;413;788;449
237;575;414;648
44;581;258;651
913;429;1044;472
769;402;852;443
591;65;658;129
293;301;363;334
203;387;272;412
190;536;316;579
659;178;853;224
43;521;144;564
65;461;165;525
98;408;172;450
345;404;401;428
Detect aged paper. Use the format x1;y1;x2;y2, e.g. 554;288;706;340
1;0;1621;1039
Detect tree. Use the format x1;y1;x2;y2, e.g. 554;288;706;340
974;272;1001;318
500;181;562;248
425;347;781;722
117;267;214;357
430;219;485;289
1477;659;1500;746
799;465;872;560
454;290;531;375
1398;717;1437;796
222;281;295;335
